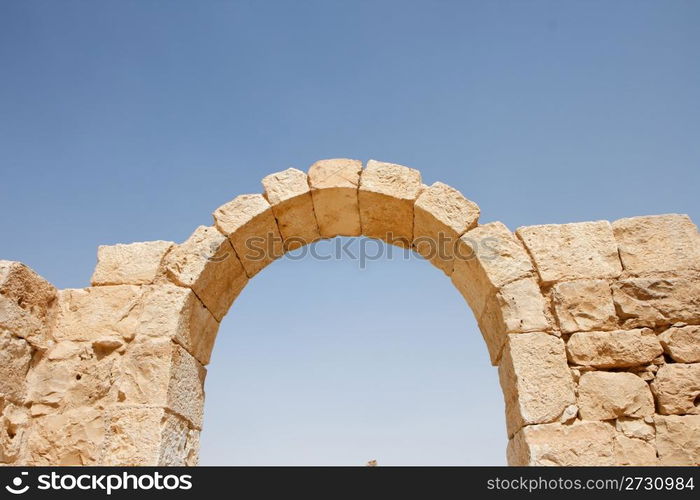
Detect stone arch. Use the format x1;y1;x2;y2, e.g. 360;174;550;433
1;159;699;466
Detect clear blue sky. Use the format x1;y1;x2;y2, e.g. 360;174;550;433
1;1;698;465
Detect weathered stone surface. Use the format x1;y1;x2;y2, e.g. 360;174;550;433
161;226;248;321
358;160;422;248
654;414;700;465
91;241;173;286
614;434;658;465
551;279;618;333
413;182;479;275
213;194;283;277
308;158;362;238
0;260;57;348
478;278;552;363
507;421;615;466
516;221;623;285
262;168;320;250
612;214;700;275
0;330;32;403
612;273;700;328
616;416;655;441
566;328;663;368
0;401;29;463
578;371;654;420
659;325;700;363
499;333;575;437
651;363;700;415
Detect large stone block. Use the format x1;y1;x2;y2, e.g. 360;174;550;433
0;330;32;403
161;226;248;321
654;414;700;465
612;214;700;275
213;194;283;277
659;325;700;363
565;328;663;368
651;363;700;415
262;168;320;250
308;158;362;238
516;221;622;285
358;160;422;248
499;333;575;437
413;182;479;275
551;279;618;333
614;434;658;465
578;371;654;420
91;241;173;286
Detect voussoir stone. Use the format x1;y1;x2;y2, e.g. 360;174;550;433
566;328;663;368
358;160;423;248
499;333;575;437
578;371;655;420
612;214;700;275
650;363;700;415
91;241;174;286
658;325;700;363
262;168;320;250
413;182;479;275
307;158;362;238
654;414;700;465
213;194;284;277
551;279;618;333
516;221;623;285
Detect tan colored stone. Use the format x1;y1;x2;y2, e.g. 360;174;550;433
413;182;479;275
654;414;700;465
566;328;663;368
612;273;700;328
612;214;700;274
478;277;552;364
213;194;283;277
578;371;654;420
0;330;32;403
551;279;618;333
614;434;658;465
516;221;622;285
651;363;700;415
659;325;700;363
262;168;320;250
499;333;575;436
507;421;615;466
358;160;422;248
0;401;29;463
308;158;362;238
615;416;655;441
91;241;173;286
161;225;248;321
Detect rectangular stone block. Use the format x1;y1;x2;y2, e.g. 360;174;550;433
651;363;700;415
612;214;700;275
654;414;700;465
659;325;700;363
262;168;321;250
358;160;423;248
516;221;623;285
308;158;362;238
578;371;654;420
551;279;618;333
213;194;283;277
566;328;663;368
91;241;174;286
499;333;575;437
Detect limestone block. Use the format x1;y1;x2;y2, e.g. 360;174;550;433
516;221;622;285
114;339;206;428
213;194;283;277
161;226;248;321
507;421;615;466
358;160;422;248
614;434;659;465
578;371;654;420
615;416;655;441
0;260;56;348
91;241;173;286
651;363;700;415
308;158;362;238
262;168;320;250
413;182;479;275
551;279;618;333
654;414;700;465
612;214;700;274
499;333;575;437
658;325;700;363
0;402;29;463
565;328;663;368
0;330;32;403
612;273;700;328
451;222;535;317
478;277;552;364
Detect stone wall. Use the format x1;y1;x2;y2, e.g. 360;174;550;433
1;159;698;465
